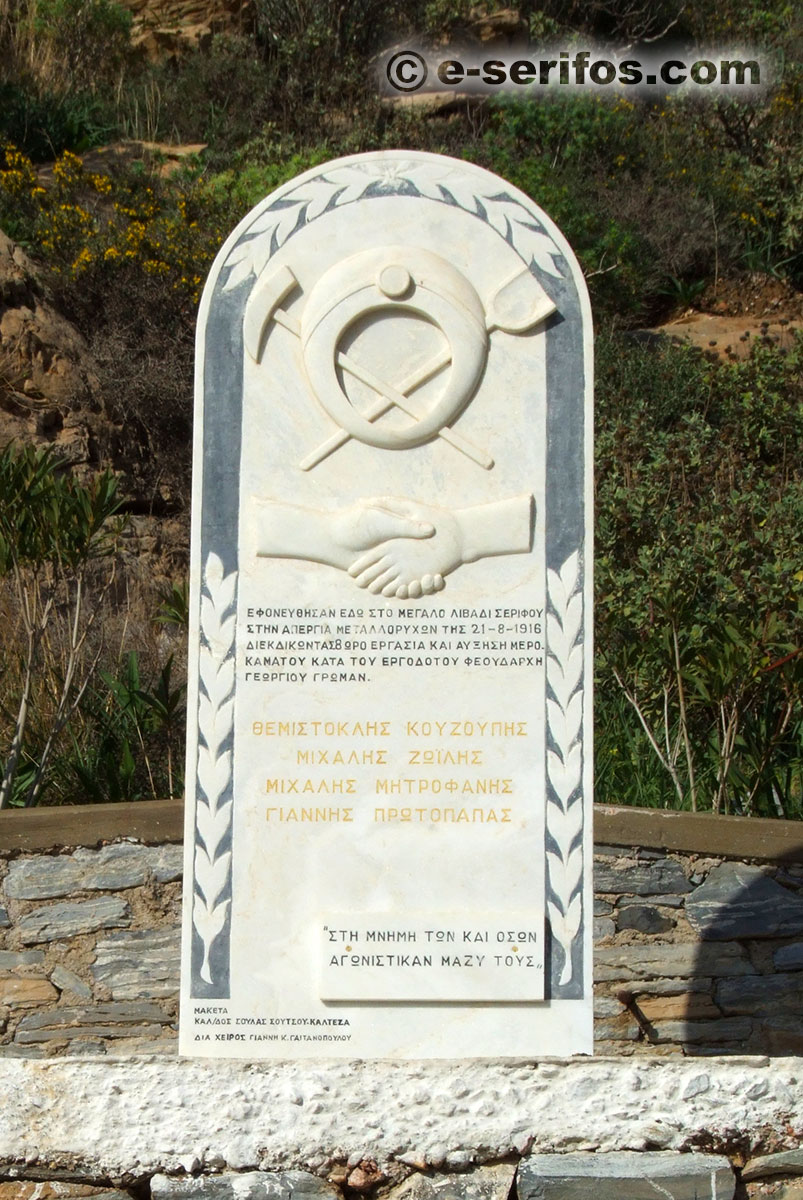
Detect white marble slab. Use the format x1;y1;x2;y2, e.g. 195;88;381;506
180;151;594;1057
318;914;544;1001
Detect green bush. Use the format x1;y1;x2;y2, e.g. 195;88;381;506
30;0;132;91
595;333;803;816
0;443;188;807
0;0;132;155
0;143;226;302
117;36;274;154
476;75;803;320
0;82;114;159
0;443;124;808
59;650;184;804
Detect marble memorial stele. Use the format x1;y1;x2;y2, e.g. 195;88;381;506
179;150;593;1058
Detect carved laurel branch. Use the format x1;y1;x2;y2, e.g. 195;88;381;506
545;550;584;988
220;159;565;293
192;552;236;985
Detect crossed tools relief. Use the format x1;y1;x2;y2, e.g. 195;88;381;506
245;243;555;598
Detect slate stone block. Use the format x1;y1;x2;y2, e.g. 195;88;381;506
774;943;803;970
742;1149;803;1181
629;978;713;996
0;907;9;928
14;1000;171;1043
63;1039;107;1056
103;1034;178;1055
761;1018;803;1055
17;897;131;943
150;1172;340;1200
92;927;180;999
594;859;691;896
593;995;625;1017
648;1017;753;1044
716;972;803;1015
616;905;675;934
0;950;45;968
518;1152;734;1199
0;1187;131;1200
5;843;183;901
595;942;750;981
0;973;58;1007
686;863;803;939
50;965;93;999
636;993;719;1022
593;1014;639;1041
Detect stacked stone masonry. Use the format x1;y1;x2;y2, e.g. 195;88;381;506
2;836;803;1057
0;842;181;1057
4;1148;803;1200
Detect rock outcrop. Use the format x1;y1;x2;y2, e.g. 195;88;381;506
126;0;253;59
0;230;110;470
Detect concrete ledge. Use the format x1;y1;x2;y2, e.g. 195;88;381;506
0;1056;800;1175
594;806;803;862
2;800;802;862
0;799;184;853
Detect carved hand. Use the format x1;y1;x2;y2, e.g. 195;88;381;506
329;498;435;558
347;494;534;597
254;496;433;571
348;501;463;597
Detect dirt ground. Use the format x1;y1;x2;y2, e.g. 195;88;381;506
651;273;803;361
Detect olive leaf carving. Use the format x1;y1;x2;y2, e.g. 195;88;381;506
221;161;565;292
546;551;585;988
192;552;236;985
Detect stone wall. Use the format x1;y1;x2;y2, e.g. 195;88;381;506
594;846;803;1056
1;805;802;1058
1;803;803;1199
0;840;181;1057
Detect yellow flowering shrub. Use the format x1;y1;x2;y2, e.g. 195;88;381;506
0;142;228;304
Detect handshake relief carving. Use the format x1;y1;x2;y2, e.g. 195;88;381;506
254;494;534;598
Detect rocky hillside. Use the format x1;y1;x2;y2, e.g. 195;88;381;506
0;227;188;584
